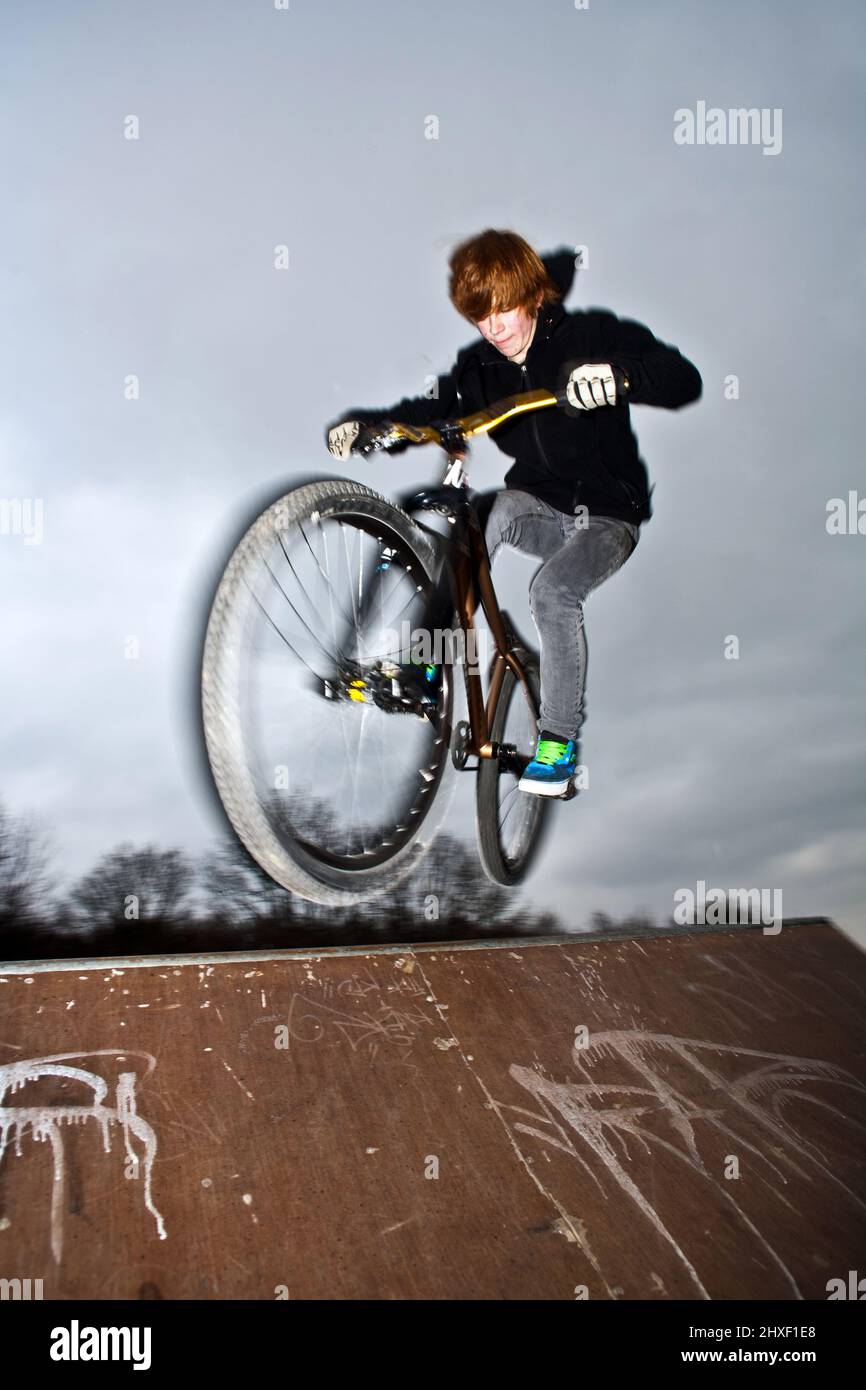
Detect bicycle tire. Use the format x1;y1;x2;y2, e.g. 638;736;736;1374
476;652;552;886
201;478;456;906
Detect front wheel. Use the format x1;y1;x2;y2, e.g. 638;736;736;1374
476;652;552;886
201;478;455;906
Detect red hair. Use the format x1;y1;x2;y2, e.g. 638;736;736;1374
448;229;560;323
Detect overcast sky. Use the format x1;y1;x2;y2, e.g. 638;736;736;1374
2;0;864;946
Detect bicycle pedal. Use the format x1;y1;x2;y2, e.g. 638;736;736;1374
450;720;472;770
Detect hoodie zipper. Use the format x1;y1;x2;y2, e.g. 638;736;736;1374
519;360;555;475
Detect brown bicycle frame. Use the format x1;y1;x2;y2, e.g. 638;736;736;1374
443;491;535;763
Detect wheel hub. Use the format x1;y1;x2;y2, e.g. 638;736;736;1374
320;660;437;717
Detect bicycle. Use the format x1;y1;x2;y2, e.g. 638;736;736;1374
201;374;630;906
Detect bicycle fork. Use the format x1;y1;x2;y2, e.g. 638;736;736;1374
448;508;538;765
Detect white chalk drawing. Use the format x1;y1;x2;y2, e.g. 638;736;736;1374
685;948;866;1035
0;1050;166;1263
496;1030;866;1299
284;981;433;1064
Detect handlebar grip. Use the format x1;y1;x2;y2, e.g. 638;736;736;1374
352;422;395;457
352;424;375;457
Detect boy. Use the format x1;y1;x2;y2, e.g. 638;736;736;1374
325;229;701;795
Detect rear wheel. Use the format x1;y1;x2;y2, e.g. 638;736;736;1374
476;652;552;886
201;479;455;905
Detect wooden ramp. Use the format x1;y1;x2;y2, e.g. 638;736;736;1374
1;919;864;1299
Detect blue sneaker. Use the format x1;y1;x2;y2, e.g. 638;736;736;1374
396;658;442;708
518;729;578;797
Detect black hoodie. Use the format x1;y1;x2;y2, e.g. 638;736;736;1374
324;298;701;525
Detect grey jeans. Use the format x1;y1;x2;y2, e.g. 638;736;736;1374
483;489;639;743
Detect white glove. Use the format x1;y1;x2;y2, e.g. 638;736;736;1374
327;421;361;460
566;363;617;410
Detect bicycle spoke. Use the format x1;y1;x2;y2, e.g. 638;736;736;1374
297;516;355;636
480;661;545;877
339;521;360;633
277;529;336;633
499;785;522;831
244;578;329;681
257;556;335;667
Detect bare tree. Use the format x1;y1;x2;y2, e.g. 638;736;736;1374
589;910;616;933
68;844;192;930
365;832;524;938
0;798;54;927
198;836;301;923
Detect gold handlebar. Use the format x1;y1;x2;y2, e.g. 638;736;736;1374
384;388;564;449
379;377;629;453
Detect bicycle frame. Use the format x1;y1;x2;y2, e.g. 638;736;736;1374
403;478;531;764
